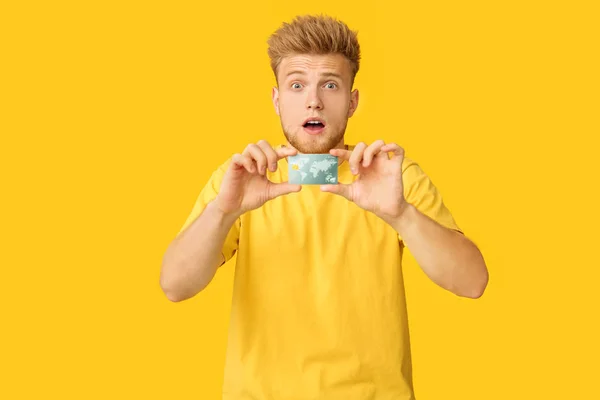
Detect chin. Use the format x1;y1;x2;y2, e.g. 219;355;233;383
285;129;343;154
292;140;333;154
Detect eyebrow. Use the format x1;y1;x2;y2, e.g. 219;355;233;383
285;70;343;80
321;72;343;80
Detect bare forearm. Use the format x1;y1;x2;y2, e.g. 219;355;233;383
160;200;239;302
389;204;488;298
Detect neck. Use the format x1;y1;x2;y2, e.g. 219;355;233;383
334;137;347;150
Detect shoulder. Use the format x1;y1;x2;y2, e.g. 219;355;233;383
401;156;420;174
191;156;235;195
208;156;235;179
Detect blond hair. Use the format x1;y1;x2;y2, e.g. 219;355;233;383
267;14;361;86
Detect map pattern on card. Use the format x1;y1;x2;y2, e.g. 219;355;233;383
288;154;338;185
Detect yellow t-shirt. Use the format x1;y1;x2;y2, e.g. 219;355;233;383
178;145;461;400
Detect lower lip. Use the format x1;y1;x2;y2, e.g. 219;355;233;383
303;125;325;135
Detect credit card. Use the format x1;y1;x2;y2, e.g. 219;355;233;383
288;154;338;185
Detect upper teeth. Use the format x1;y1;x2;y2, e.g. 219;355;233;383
307;121;320;124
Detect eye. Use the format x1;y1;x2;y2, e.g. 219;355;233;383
291;83;302;89
325;82;337;89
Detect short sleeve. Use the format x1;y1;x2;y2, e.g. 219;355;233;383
177;159;240;264
399;157;462;242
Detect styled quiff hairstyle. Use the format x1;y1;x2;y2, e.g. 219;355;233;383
267;14;361;87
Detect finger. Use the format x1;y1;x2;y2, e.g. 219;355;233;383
362;140;386;167
243;144;268;175
267;182;302;200
380;143;405;160
349;142;367;175
320;183;353;201
329;148;352;161
231;153;255;174
256;140;279;172
275;145;298;160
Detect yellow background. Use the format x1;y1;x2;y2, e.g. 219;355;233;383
2;0;598;398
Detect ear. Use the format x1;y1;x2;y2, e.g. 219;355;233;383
347;89;359;118
272;86;280;115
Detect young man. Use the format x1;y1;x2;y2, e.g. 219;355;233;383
160;14;488;400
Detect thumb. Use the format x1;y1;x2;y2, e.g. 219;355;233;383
267;182;302;200
320;183;353;201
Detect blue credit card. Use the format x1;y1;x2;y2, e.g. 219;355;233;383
288;154;338;185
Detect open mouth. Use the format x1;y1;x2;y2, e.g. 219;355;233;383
303;119;326;133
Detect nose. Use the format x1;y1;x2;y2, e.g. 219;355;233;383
306;89;323;110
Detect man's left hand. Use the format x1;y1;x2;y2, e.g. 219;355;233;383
321;140;408;223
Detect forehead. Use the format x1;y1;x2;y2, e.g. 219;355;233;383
277;53;351;80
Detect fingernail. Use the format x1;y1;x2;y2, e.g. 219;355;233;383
271;163;277;171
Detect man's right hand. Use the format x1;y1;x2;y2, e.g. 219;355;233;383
215;140;301;216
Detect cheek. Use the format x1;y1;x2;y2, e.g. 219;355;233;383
280;96;303;118
326;97;350;121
